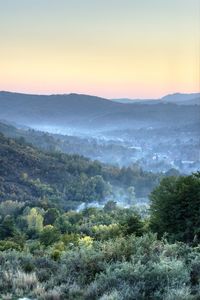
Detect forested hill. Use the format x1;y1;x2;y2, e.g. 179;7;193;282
0;134;160;209
0;91;199;131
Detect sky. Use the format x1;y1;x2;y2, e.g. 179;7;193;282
0;0;199;98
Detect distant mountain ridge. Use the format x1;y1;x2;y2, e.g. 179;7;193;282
112;93;200;105
161;93;200;105
0;91;199;133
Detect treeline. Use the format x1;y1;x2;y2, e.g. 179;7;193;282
0;172;199;299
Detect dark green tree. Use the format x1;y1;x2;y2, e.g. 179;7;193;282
150;172;200;242
44;208;59;225
39;225;60;246
0;215;16;239
121;213;143;236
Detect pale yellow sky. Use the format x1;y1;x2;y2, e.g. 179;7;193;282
0;0;199;98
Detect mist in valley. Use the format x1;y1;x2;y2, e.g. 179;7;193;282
0;92;199;174
0;91;199;209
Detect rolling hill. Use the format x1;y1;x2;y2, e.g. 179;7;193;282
0;133;160;208
0;91;199;133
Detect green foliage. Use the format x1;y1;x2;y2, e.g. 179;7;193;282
0;240;21;251
0;134;199;299
150;173;200;242
121;213;144;236
26;208;44;234
0;200;25;218
0;215;16;239
39;225;60;246
0;133;161;209
51;249;62;261
78;236;94;248
44;208;59;225
88;256;190;299
62;233;79;247
92;223;122;240
0;209;200;299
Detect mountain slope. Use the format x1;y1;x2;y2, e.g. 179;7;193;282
0;133;160;207
0;132;108;209
0;91;199;132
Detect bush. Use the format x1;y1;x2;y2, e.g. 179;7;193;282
86;254;190;299
40;225;60;246
0;240;21;251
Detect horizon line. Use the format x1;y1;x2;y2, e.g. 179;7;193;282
0;90;199;101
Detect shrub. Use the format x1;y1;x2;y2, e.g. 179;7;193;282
0;240;21;251
40;225;60;246
78;236;93;248
86;256;190;299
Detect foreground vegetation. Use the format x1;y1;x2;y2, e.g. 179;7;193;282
1;232;200;300
0;133;200;299
0;172;199;299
